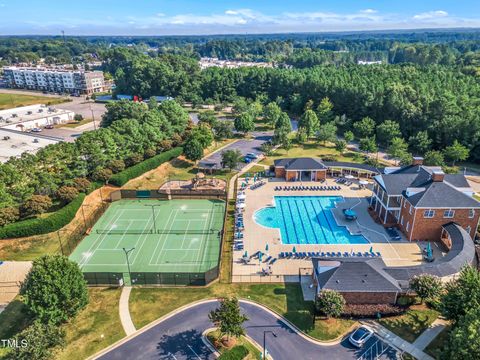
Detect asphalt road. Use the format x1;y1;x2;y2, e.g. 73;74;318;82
96;300;397;360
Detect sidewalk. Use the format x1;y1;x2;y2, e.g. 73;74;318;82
363;321;434;360
227;160;268;199
413;318;448;350
119;286;136;336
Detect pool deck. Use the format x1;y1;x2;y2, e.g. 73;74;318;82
232;178;425;283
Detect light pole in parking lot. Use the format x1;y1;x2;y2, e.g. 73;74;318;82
263;330;277;359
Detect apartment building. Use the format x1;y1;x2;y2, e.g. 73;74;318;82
371;157;480;241
2;66;105;95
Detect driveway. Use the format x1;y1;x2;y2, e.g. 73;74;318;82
199;131;272;171
95;300;397;360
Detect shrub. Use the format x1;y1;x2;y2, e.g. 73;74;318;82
396;295;416;307
321;154;337;161
171;133;183;146
92;168;113;182
342;304;405;318
21;195;52;217
126;153;144;166
316;290;345;318
107;159;126;173
73;114;83;121
410;274;444;303
144;148;156;158
72;177;91;193
55;186;79;203
110;147;183;187
218;345;249;360
0;207;20;226
159;139;173;151
21;255;88;325
0;193;85;239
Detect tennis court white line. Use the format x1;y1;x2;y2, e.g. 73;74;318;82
148;209;178;266
128;207;157;267
113;219;134;248
152;209;181;265
176;220;192;263
79;208;126;268
195;204;216;266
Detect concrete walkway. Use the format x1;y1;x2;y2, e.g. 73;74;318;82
413;318;449;350
364;321;434;360
119;287;136;336
227;160;268;199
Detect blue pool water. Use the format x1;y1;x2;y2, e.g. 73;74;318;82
254;196;368;245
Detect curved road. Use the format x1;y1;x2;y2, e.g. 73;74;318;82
96;300;397;360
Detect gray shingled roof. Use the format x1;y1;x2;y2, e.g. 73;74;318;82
273;157;327;170
405;181;480;208
312;258;401;293
322;161;381;173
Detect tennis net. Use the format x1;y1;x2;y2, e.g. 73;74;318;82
156;229;217;235
95;229;154;235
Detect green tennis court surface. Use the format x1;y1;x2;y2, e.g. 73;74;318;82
70;199;225;278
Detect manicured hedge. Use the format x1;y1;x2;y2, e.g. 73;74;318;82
109;147;183;187
341;304;404;318
0;193;86;239
218;345;249;360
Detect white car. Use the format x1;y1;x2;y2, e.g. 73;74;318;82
31;128;42;133
348;325;374;348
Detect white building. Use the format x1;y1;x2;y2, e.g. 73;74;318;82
0;104;74;131
0;129;60;163
2;66;105;95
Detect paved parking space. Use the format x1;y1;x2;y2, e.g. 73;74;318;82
199;131;272;170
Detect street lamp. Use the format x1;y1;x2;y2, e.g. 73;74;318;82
263;330;277;359
122;247;135;285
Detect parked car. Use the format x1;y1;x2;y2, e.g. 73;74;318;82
348;326;374;348
31;128;42;133
244;156;253;163
44;124;54;129
246;152;259;159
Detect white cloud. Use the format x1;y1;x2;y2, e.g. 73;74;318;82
360;9;378;14
156;13;165;17
413;10;448;20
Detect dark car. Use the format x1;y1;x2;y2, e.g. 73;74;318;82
44;124;54;129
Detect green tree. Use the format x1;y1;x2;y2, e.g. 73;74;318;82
359;136;378;155
232;98;249;115
7;321;66;360
441;265;480;322
221;149;242;171
0;207;20;227
410;274;444;304
107;159;126;173
209;297;248;342
183;138;204;162
21;255;88;325
273;112;292;146
316;122;337;145
387;137;409;165
408;130;432;155
263;102;282;128
377;120;401;147
353;117;376;138
213;121;234;141
443;140;469;166
296;127;308;144
441;307;480;360
316;290;345;318
190;124;214;149
424;150;445;166
316;97;334;123
260;142;274;156
335;139;347;153
343;130;354;144
92;168;113;183
198;110;217;127
148;96;158;110
101;100;148;128
298;110;320;138
248;100;263;118
234;112;255;136
21;195;52;217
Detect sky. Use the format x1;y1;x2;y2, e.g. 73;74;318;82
0;0;479;35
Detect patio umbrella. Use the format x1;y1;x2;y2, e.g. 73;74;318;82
426;243;433;258
369;246;373;253
259;252;263;262
345;174;355;179
292;246;297;253
265;244;269;252
244;251;248;258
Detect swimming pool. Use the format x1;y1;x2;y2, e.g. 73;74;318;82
254;196;368;245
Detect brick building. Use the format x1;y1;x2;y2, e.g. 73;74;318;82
274;158;328;181
312;258;401;304
371;157;480;241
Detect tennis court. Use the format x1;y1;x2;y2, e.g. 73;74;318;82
69;198;225;285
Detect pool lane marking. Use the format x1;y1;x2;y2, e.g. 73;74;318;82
79;208;125;268
299;199;320;244
309;199;330;245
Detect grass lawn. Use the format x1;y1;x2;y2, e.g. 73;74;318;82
260;142;366;167
0;93;67;110
207;329;261;360
240;165;268;177
425;325;451;359
129;283;355;342
0;298;34;358
56;288;123;360
378;306;439;343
